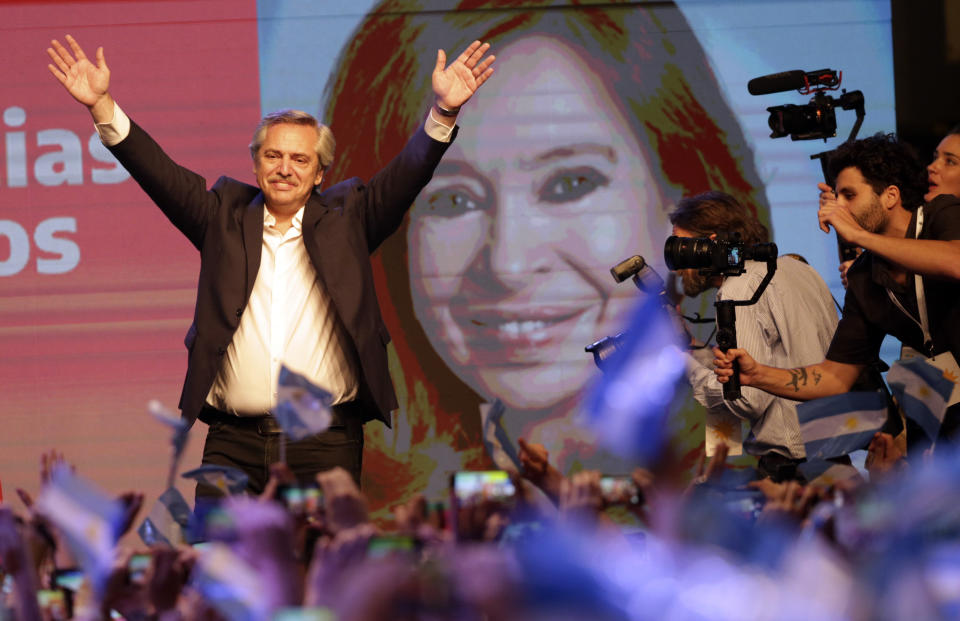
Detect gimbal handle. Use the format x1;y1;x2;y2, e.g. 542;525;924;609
716;254;778;401
715;300;741;400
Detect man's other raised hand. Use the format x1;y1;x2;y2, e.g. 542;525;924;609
432;40;496;111
47;34;114;122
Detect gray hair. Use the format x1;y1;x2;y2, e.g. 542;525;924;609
249;109;336;171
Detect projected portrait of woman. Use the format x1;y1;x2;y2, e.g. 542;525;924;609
322;0;769;509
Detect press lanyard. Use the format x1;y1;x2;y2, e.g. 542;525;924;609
884;206;934;356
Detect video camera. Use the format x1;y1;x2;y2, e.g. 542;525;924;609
748;67;865;261
747;68;864;142
665;233;779;401
663;232;777;277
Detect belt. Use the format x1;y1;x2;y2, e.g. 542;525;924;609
198;404;348;435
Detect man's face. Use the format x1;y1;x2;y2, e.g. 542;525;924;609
834;166;888;234
671;225;716;297
253;123;323;215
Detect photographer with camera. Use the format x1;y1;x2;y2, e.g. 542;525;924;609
715;134;960;441
833;124;960;288
669;192;838;481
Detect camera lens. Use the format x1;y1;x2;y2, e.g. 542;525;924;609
663;236;715;270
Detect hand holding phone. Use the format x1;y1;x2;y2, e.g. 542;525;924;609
365;534;421;559
451;470;516;505
450;470;517;542
127;552;152;581
280;484;323;516
37;589;69;620
600;475;641;506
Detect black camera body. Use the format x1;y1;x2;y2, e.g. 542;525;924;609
766;90;864;141
767;91;837;140
748;68;864;142
663;232;777;277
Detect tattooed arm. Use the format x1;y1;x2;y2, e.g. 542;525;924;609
713;347;864;401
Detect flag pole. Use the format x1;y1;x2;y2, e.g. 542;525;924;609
165;451;178;490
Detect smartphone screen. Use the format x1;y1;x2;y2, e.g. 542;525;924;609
281;485;305;512
452;470;515;504
272;607;335;621
600;475;640;505
280;484;322;514
366;535;419;559
128;553;151;580
52;568;84;592
37;589;68;620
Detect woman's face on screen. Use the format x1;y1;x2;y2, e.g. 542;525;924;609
408;36;669;411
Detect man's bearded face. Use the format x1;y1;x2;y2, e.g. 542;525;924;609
679;267;713;297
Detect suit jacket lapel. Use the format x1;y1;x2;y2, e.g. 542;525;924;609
302;195;330;233
302;196;330;272
242;194;265;301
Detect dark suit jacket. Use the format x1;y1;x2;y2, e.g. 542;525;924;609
108;119;455;427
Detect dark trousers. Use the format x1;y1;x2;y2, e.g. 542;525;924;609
756;453;805;482
195;404;364;500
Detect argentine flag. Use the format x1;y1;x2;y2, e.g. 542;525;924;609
138;486;192;546
182;464;250;496
148;399;190;460
796;392;887;459
192;543;271;621
35;466;124;599
798;458;863;487
273;365;334;441
583;294;686;464
887;357;955;442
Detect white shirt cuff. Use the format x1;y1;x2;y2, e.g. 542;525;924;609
94;101;131;146
425;108;455;143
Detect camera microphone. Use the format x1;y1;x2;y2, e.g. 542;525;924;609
747;69;839;96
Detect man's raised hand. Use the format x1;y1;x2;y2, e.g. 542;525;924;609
432;40;495;110
816;181;867;244
47;35;112;117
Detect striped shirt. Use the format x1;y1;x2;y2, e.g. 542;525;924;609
686;257;839;459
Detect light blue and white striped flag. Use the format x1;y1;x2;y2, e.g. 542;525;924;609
584;294;686;463
138;487;192;546
191;543;271;621
887;357;955;442
796;392;887;459
274;365;333;441
148;400;190;460
798;458;863;488
182;464;249;496
35;466;124;599
149;399;191;489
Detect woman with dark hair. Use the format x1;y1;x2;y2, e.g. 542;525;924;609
925;124;960;202
321;0;769;512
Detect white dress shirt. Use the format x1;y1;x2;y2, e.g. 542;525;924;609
207;206;359;413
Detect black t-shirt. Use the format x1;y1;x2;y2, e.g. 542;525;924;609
826;194;960;366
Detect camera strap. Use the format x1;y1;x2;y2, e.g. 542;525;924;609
884;206;934;356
